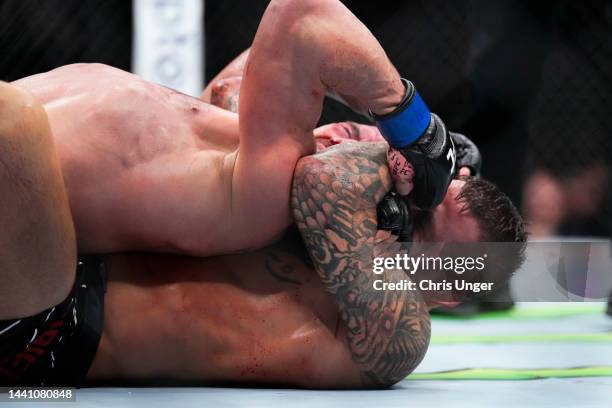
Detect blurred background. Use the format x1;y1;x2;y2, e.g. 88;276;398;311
0;0;610;240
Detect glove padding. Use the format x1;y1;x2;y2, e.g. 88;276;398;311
377;191;413;242
450;132;481;177
399;113;456;210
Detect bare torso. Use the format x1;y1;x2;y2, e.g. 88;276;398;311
14;63;385;256
15;63;241;253
87;231;361;388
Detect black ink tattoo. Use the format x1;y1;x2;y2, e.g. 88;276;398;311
264;226;316;285
265;251;303;285
291;142;431;387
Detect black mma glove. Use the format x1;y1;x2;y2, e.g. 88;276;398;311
398;113;456;210
450;131;482;177
376;191;413;242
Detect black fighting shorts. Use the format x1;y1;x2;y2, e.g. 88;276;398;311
0;256;106;387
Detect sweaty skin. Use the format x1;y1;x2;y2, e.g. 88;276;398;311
87;143;433;388
13;66;389;255
14;65;239;254
88;240;359;387
13;0;404;256
0;75;477;385
87;143;477;388
290;142;431;386
0;0;484;384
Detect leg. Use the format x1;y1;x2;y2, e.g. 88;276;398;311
0;82;76;319
230;0;404;248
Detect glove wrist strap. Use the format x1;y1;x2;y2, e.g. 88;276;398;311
370;78;431;149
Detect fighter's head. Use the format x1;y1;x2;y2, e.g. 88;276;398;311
412;177;525;244
410;177;527;308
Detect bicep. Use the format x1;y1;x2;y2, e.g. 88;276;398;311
122;151;234;255
238;4;327;154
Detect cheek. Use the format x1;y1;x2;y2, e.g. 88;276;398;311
431;213;448;241
458;217;481;241
444;212;480;242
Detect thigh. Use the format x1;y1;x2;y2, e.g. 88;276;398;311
0;82;76;319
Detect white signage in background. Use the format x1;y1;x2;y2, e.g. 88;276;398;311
133;0;204;96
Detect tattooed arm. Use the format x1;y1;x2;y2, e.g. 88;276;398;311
291;142;430;388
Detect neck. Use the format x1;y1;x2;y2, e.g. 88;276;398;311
411;227;424;243
411;209;434;242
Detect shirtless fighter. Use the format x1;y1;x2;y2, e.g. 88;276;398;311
9;0;478;260
0;88;525;389
10;0;410;260
0;137;525;388
0;0;526;388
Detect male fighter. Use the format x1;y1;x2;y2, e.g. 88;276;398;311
10;0;476;261
11;0;405;258
0;54;524;389
0;133;525;387
0;0;526;388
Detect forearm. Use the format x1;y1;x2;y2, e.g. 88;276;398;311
304;0;405;116
239;0;404;151
291;143;430;387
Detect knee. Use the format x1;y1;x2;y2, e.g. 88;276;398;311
0;83;55;183
0;82;50;145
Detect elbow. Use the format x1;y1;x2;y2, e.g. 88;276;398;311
263;0;340;46
364;311;431;388
268;0;335;17
400;312;432;384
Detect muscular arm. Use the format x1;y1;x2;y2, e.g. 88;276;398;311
97;0;406;256
228;0;404;249
291;142;430;387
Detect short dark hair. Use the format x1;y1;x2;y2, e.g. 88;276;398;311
458;177;526;243
457;177;527;288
